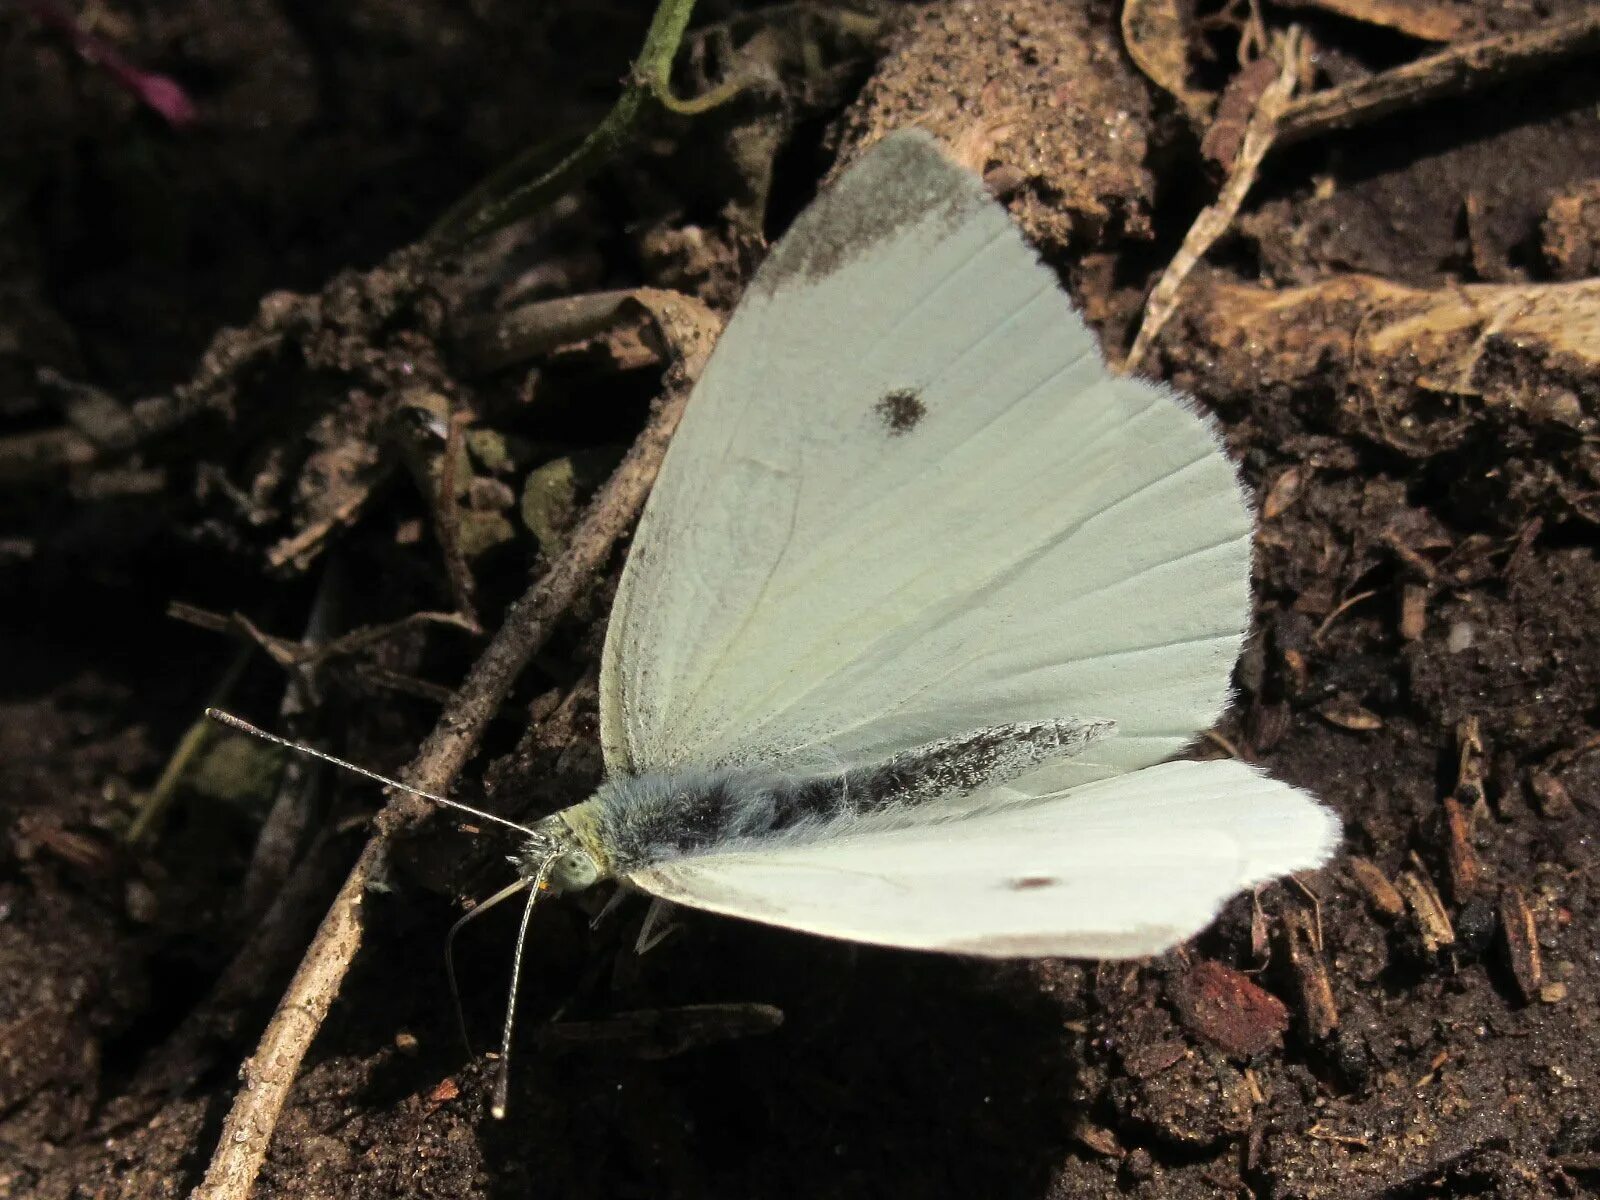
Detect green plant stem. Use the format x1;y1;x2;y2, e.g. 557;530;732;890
427;0;708;251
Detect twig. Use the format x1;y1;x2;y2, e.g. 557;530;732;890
1311;588;1378;644
188;288;718;1200
1126;11;1600;373
240;563;340;919
433;409;480;628
1125;30;1302;372
452;289;642;373
1273;12;1600;148
169;603;479;670
0;426;98;484
266;470;392;573
343;662;461;707
428;0;718;250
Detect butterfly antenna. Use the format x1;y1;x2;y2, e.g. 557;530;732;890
445;876;534;1058
204;708;539;838
492;855;554;1119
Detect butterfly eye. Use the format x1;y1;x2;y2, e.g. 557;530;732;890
546;849;601;893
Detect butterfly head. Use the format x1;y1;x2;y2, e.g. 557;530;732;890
517;810;606;894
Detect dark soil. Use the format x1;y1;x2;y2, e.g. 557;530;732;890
3;2;1598;1198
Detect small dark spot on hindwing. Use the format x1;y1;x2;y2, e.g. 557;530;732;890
1009;876;1058;891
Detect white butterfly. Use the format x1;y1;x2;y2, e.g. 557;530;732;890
528;130;1339;954
214;129;1338;1114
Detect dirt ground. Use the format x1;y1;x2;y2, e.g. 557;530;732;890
3;1;1599;1197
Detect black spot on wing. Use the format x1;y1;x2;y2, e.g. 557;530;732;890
875;388;926;435
1009;877;1058;891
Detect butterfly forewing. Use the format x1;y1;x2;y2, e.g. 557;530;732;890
600;132;1253;803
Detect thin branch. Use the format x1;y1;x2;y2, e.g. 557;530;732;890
188;288;718;1200
1274;11;1600;148
240;564;341;918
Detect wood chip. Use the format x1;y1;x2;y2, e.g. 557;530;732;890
1073;1118;1125;1158
1281;648;1309;694
1399;583;1429;641
1250;895;1271;965
1278;907;1338;1039
1441;797;1483;901
1542;180;1600;281
1398;868;1456;953
1454;717;1486;807
1169;959;1290;1057
1346;856;1404;919
1249;701;1291;753
1317;698;1384;732
1499;885;1543;1003
1261;465;1306;520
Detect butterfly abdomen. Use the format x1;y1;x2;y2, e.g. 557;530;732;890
587;716;1114;872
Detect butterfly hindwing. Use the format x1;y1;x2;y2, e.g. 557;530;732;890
626;759;1339;958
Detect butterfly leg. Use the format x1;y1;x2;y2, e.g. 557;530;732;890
635;897;680;954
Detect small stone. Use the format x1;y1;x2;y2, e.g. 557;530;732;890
124;878;159;924
1121;1147;1156;1182
1542;180;1600;280
1540;982;1568;1004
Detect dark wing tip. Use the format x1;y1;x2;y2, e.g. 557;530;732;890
752;130;996;295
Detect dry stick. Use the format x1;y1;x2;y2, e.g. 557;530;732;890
189;290;718;1200
1273;11;1600;148
240;564;340;919
434;409;481;629
1124;32;1302;374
